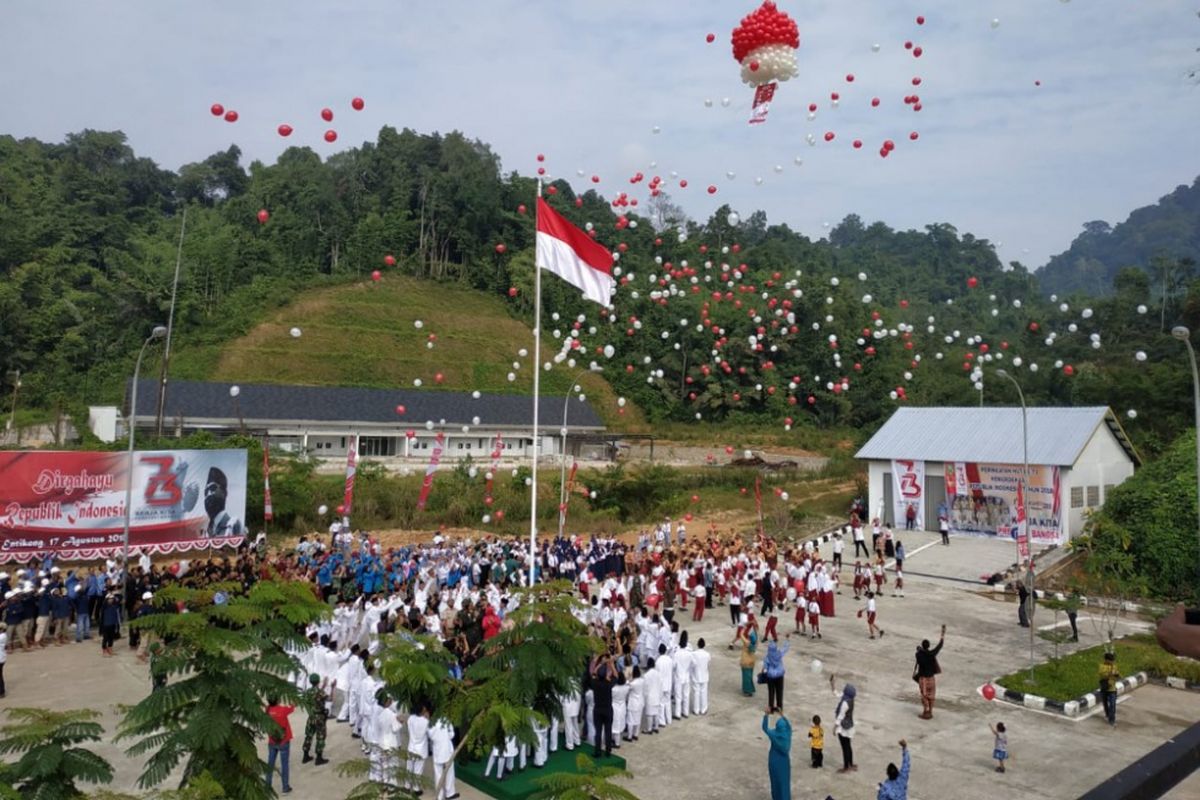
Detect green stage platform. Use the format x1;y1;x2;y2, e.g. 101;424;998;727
457;739;627;800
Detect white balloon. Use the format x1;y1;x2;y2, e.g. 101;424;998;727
289;327;302;338
603;344;615;359
1127;409;1138;419
414;320;424;329
413;378;422;387
617;397;626;407
811;658;823;674
991;18;1000;28
780;491;790;501
317;504;328;515
1135;351;1147;362
472;390;482;399
482;514;491;524
1137;305;1148;315
229;385;240;397
727;212;741;226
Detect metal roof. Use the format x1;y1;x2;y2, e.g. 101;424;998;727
855;406;1140;467
128;379;605;431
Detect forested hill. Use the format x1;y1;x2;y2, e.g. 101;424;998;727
1037;177;1200;297
1;128;1198;456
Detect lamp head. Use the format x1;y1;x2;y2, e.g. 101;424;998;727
1172;325;1191;341
150;326;167;339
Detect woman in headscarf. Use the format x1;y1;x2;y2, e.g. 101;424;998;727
763;633;792;712
912;624;946;720
762;706;793;800
833;681;857;773
736;617;759;697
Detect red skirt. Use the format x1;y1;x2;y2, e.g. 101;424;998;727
819;589;835;617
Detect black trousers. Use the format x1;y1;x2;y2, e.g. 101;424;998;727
0;662;5;696
761;590;774;614
592;709;614;755
811;747;823;767
833;553;842;569
838;734;854;768
101;624;118;649
767;676;784;711
941;530;950;545
854;541;870;558
705;587;713;608
730;603;741;625
1068;611;1079;639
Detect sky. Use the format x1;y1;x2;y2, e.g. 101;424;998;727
1;0;1197;269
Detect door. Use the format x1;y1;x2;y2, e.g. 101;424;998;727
924;471;946;532
882;471;893;525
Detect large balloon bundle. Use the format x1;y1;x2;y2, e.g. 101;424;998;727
731;1;800;123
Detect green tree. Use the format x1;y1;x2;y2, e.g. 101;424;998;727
0;708;114;800
117;579;329;799
530;753;638;800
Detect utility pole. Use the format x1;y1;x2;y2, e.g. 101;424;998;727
155;208;187;437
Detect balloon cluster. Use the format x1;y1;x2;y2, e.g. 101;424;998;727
731;1;800;87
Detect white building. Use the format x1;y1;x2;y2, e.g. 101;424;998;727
102;379;610;463
855;406;1139;547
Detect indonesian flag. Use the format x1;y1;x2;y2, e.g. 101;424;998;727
536;197;615;306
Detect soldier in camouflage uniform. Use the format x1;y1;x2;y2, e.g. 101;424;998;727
302;673;330;765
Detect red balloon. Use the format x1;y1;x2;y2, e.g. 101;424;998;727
371;270;382;282
495;243;507;254
508;287;518;298
852;140;863;149
495;509;505;521
967;276;979;288
706;33;715;43
749;61;760;72
547;186;557;195
434;372;445;384
351;96;365;111
831;92;840;101
916;15;926;25
395;405;406;415
691;494;700;503
210;103;224;116
824;131;835;142
871;97;880;107
384;254;396;266
324;130;338;143
912;76;922;86
574;197;583;207
321;107;334;122
256;209;269;224
1063;365;1075;376
536;153;545;162
913;46;923;58
336;505;345;515
707;185;717;194
517;204;528;215
982;683;997;701
679;179;688;188
277;124;293;137
684;513;693;522
223;110;238;123
406;430;416;439
809;103;818;112
910;131;920;141
591;175;600;183
845;73;855;82
1029;322;1040;332
905;41;914;50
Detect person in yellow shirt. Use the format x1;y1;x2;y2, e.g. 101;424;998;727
1098;652;1120;727
808;714;824;768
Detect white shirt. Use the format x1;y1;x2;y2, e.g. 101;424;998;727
691;648;711;683
674;647;694;684
429;719;455;762
407;713;430;755
372;706;402;749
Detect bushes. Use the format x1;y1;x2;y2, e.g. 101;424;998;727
1086;430;1200;601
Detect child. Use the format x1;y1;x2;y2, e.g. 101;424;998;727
893;566;905;598
990;722;1008;772
858;591;884;639
808;715;824;768
807;593;821;640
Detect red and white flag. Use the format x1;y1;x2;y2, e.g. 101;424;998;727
262;438;274;523
749;82;777;125
536;197;615;306
342;439;357;522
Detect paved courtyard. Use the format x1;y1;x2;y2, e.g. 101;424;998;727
3;534;1197;800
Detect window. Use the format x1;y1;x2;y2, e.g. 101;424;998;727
340;437;346;448
1087;486;1100;507
1070;486;1084;508
360;436;396;457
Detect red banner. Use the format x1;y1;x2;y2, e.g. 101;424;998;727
749;82;777;125
416;433;446;511
0;449;247;562
262;439;274;523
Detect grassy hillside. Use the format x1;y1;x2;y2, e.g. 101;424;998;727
170;274;641;428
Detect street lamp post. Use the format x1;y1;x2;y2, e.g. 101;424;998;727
558;366;601;538
996;368;1035;680
1171;326;1200;592
122;327;167;569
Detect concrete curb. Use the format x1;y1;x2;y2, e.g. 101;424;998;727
987;672;1148;718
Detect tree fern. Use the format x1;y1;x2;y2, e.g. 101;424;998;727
0;708;115;800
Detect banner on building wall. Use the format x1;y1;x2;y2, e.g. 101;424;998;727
889;459;925;528
944;461;1062;546
0;449;247;562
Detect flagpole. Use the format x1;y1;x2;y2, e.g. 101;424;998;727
529;180;544;585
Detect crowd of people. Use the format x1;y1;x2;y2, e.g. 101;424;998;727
0;513;948;799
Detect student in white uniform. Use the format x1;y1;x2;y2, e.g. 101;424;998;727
611;673;629;745
673;632;694;720
561;690;582;750
691;638;711;715
369;694;403;788
532;717;550;766
643;658;662;735
429;716;458;800
655;644;673;727
625;666;645;740
406;704;431;793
